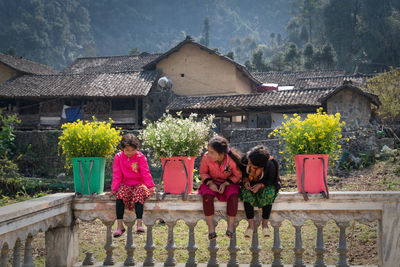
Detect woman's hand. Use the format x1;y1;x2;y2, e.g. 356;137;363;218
244;181;252;190
251;183;263;193
218;182;229;194
208;182;219;193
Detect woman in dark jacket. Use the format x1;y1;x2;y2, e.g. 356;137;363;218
240;145;281;238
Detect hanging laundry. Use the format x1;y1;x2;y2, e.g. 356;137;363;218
65;106;81;122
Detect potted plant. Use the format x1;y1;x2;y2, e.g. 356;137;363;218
58;118;122;196
139;112;214;198
269;108;346;200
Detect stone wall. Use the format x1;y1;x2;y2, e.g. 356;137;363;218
13;125;389;179
327;89;372;127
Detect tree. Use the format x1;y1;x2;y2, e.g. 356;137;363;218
230;35;258;63
225;51;234;60
303;43;314;69
299;25;309;45
292;0;326;44
200;17;210;47
284;42;301;70
269;51;286;71
365;68;400;124
276;34;283;46
320;43;337;69
251;50;269;72
129;48;141;56
6;47;16;56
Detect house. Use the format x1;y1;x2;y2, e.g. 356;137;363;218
0;37;381;133
0;53;59;84
142;36;259;96
0;53;160;129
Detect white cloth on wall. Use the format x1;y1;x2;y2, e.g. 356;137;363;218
61;105;71;119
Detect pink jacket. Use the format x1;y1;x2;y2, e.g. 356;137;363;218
111;151;154;192
199;152;242;184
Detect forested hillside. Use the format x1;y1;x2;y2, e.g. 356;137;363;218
1;0;399;73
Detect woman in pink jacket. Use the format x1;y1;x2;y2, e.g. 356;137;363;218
109;133;154;237
198;135;242;240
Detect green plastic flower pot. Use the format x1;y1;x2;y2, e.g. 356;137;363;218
72;157;106;195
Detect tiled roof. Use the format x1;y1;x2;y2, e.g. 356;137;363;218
167;88;334;112
252;70;345;86
143;36;260;86
61;53;161;74
0;71;159;97
0;53;59;75
294;74;374;89
319;81;381;106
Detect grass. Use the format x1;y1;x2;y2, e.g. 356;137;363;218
72;219;378;266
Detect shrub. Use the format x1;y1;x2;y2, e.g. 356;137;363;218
58;118;122;168
139;112;215;164
269;108;346;170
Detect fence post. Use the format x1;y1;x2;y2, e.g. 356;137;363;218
45;209;79;267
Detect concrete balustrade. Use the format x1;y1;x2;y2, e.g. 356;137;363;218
1;191;399;267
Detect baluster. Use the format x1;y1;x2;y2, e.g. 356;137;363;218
102;221;116;266
293;225;305;267
227;222;239;267
164;221;177;266
314;221;327;267
336;221;350;267
185;222;198;267
207;220;219;267
13;239;22;267
124;221;136;266
250;220;261;267
82;251;95;265
1;244;9;267
22;235;35;267
270;220;283;267
143;223;155;266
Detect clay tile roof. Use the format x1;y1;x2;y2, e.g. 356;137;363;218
167;88;334;112
0;71;159;97
142;36;260;86
61;52;161;74
252;69;345;86
319;81;381;106
294;74;374;89
0;53;59;75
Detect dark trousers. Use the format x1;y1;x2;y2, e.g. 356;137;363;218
243;202;272;220
116;199;143;219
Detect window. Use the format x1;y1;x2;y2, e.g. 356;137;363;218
112;98;136;110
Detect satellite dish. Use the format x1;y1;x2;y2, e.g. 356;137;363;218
158;76;172;89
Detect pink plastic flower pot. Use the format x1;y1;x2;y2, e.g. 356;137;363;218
294;154;329;200
161;156;196;196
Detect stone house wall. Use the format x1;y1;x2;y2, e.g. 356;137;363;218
326;89;372;126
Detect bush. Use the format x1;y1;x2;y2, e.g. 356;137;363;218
269;108;346;170
0;110;20;159
58;118;122;168
139;112;215;164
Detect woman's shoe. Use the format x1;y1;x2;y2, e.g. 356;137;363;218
225;230;234;239
244;228;253;238
208;232;217;240
113;228;126;238
262;227;270;237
